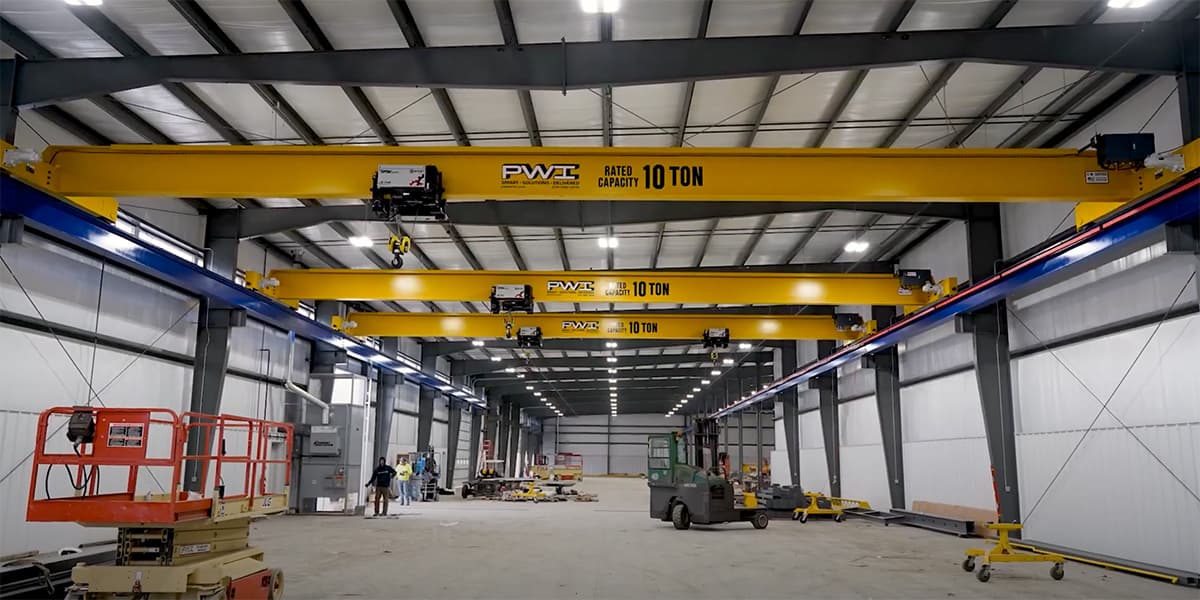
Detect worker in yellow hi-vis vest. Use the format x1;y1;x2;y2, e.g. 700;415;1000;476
395;455;414;506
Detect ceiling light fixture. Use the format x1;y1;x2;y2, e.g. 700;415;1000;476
534;392;542;396
64;0;104;6
608;378;618;383
686;394;694;399
517;373;526;378
843;239;870;253
701;379;711;385
692;387;701;392
1107;0;1151;7
680;398;688;404
504;367;516;373
526;385;534;390
605;341;618;348
490;356;502;362
722;358;734;365
710;370;721;376
596;236;620;248
606;357;617;363
348;236;374;248
737;342;752;350
610;392;618;397
608;368;617;374
471;340;485;347
609;386;617;391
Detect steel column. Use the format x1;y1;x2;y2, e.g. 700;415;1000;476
373;337;401;465
778;342;801;487
467;408;483;477
870;306;906;509
183;215;245;492
815;339;841;497
507;401;520;476
494;400;509;472
445;398;462;489
1181;70;1200;144
416;349;438;452
962;204;1021;526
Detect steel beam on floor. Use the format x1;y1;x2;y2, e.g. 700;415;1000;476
814;339;840;497
869;305;905;509
960;204;1021;527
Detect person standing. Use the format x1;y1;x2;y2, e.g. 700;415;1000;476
365;457;397;517
395;455;414;506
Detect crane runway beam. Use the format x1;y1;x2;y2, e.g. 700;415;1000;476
337;312;860;341
251;268;949;307
12;144;1144;204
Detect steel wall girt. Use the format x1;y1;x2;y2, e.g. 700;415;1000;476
343;312;857;341
25;144;1144;204
259;269;937;307
7;21;1194;106
459;352;772;376
869;305;905;510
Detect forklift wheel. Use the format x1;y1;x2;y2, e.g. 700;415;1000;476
461;486;471;499
961;557;975;572
791;511;801;521
752;512;769;529
266;569;284;600
834;513;845;523
671;503;691;530
1050;563;1064;581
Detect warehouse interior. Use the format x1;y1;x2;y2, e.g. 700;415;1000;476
0;0;1198;598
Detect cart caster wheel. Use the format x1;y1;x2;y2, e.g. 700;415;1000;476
976;566;991;583
752;512;769;529
791;511;800;521
961;557;975;572
834;513;845;523
267;568;284;600
1050;563;1064;580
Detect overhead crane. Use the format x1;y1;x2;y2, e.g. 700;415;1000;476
333;312;863;341
1;142;1160;211
248;268;953;307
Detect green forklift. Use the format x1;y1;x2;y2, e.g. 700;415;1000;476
648;418;768;530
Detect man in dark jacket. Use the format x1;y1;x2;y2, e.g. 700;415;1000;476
365;457;398;516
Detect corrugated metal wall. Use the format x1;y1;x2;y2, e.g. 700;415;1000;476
549;415;685;475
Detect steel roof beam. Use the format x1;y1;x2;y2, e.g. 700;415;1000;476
812;1;915;148
278;0;397;145
1039;75;1156;149
947;1;1107;148
878;0;1016;148
9;21;1194;107
493;0;542;145
674;0;713;146
742;1;814;148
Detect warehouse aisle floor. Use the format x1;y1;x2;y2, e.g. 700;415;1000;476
252;477;1192;599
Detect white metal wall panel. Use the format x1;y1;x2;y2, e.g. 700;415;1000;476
1010;247;1196;351
897;219;969;284
797;411;830;494
898;321;974;382
901;372;994;510
1014;314;1200;573
1054;76;1182;151
838;397;891;510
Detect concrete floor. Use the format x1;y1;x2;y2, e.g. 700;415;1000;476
253;478;1192;599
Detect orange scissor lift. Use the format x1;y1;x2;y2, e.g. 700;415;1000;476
26;407;293;600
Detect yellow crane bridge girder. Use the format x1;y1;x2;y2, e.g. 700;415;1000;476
336;312;861;341
18;144;1145;203
249;269;953;307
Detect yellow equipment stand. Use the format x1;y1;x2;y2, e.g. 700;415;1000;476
790;492;869;523
962;523;1065;583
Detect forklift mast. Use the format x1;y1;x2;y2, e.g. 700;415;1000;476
692;418;721;473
